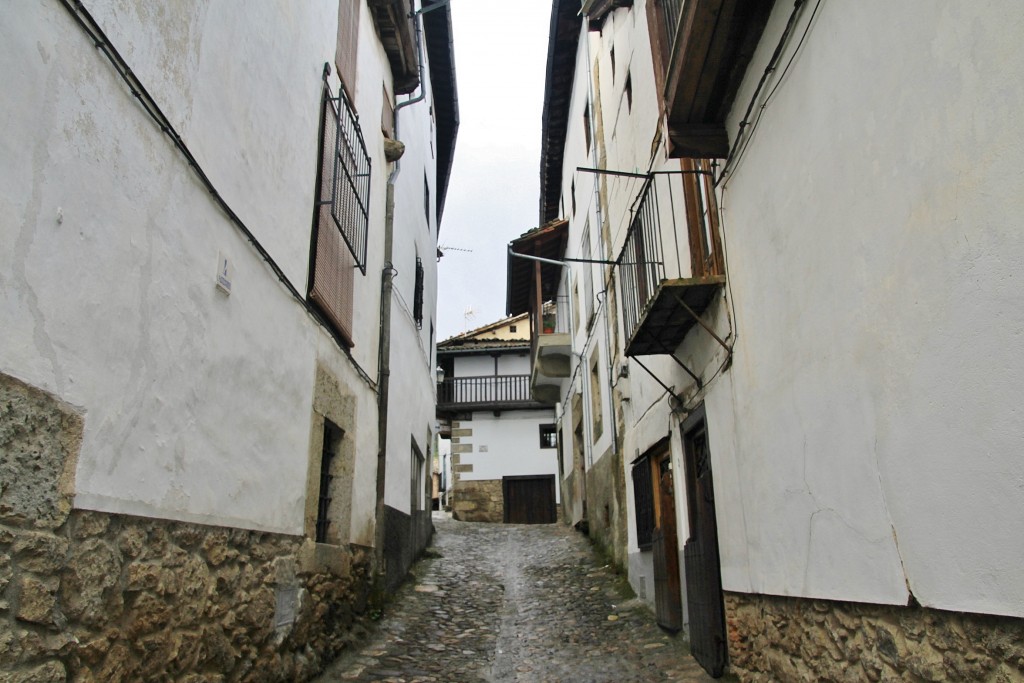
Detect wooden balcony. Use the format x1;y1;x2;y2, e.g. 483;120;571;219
437;375;546;413
650;0;776;158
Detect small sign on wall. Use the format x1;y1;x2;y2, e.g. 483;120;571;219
478;445;488;452
216;251;233;295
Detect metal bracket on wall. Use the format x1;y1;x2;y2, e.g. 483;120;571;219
665;289;732;357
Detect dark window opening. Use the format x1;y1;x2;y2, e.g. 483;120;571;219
625;71;633;112
510;325;517;333
424;172;430;227
413;256;425;329
539;423;558;449
316;420;343;543
583;102;592;155
572;179;577;216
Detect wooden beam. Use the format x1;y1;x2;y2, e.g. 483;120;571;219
667;124;729;159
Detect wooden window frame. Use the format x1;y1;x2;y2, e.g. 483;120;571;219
539;423;558;449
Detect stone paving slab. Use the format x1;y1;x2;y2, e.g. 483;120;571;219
314;514;719;683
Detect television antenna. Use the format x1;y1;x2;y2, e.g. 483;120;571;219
437;243;473;260
463;306;476;331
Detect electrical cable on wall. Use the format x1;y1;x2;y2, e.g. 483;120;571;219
59;0;378;391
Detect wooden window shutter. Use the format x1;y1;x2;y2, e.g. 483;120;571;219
310;209;356;347
336;0;361;98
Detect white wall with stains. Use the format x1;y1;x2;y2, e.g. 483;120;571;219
707;0;1024;616
0;1;414;541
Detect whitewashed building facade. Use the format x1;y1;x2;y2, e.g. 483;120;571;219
522;0;1024;678
437;315;560;524
0;1;456;680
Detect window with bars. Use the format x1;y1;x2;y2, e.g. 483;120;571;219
316;420;343;544
308;74;371;347
413;256;425;330
632;455;654;550
539;424;558;449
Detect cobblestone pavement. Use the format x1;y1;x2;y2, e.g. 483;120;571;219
314;514;718;683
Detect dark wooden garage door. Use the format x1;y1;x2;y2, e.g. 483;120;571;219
503;475;556;524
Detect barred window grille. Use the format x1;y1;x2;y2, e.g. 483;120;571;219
632;456;655;550
322;82;370;272
413;257;425;329
309;74;371;347
316;421;342;544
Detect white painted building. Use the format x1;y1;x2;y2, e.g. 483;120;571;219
0;1;456;679
437;315;560;524
518;0;1024;678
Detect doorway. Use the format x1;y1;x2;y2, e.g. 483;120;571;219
650;442;683;631
503;475;556;524
681;405;727;677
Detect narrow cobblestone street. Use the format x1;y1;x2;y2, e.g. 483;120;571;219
315;514;717;683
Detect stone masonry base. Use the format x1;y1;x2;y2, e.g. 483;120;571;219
451;479;502;523
725;592;1024;682
1;371;374;682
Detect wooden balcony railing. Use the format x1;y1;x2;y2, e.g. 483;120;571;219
437;375;538;410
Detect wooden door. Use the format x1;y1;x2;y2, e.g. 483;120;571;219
651;449;683;631
503;475;556;524
681;406;727;678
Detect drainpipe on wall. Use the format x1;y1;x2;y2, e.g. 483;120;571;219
374;0;430;583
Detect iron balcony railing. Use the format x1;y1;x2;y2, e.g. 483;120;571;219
437;375;534;408
619;177;668;345
531;296;572;362
659;0;684;54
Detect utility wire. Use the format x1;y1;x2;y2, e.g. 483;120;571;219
59;0;378;391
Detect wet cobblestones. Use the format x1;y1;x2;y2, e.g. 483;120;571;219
315;514;716;683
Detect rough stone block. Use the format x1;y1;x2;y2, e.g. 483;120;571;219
13;532;68;574
15;575;59;625
0;661;67;683
452;444;473;454
451;428;473;438
453;464;474;473
0;373;82;531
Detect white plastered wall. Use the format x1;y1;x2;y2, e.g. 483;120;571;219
705;0;1024;616
0;1;399;538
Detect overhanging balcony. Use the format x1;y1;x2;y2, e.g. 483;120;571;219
652;0;776;158
531;297;572;405
618;173;725;358
437;375;545;412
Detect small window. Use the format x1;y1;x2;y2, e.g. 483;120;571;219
610;46;616;80
510;325;517;333
589;350;603;441
583;101;592;155
308;76;371;347
316;420;343;543
625;71;633;112
571;179;577;216
539;424;557;449
424;172;430;227
413;257;425;330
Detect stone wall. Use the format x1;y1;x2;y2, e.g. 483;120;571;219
584;447;627;571
725;592;1024;682
1;372;375;682
451;479;502;523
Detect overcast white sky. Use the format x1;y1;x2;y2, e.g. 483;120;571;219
436;1;553;340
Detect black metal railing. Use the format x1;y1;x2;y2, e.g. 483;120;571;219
541;296;571;335
437;375;533;407
320;76;371;273
659;0;684;54
619;178;667;345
